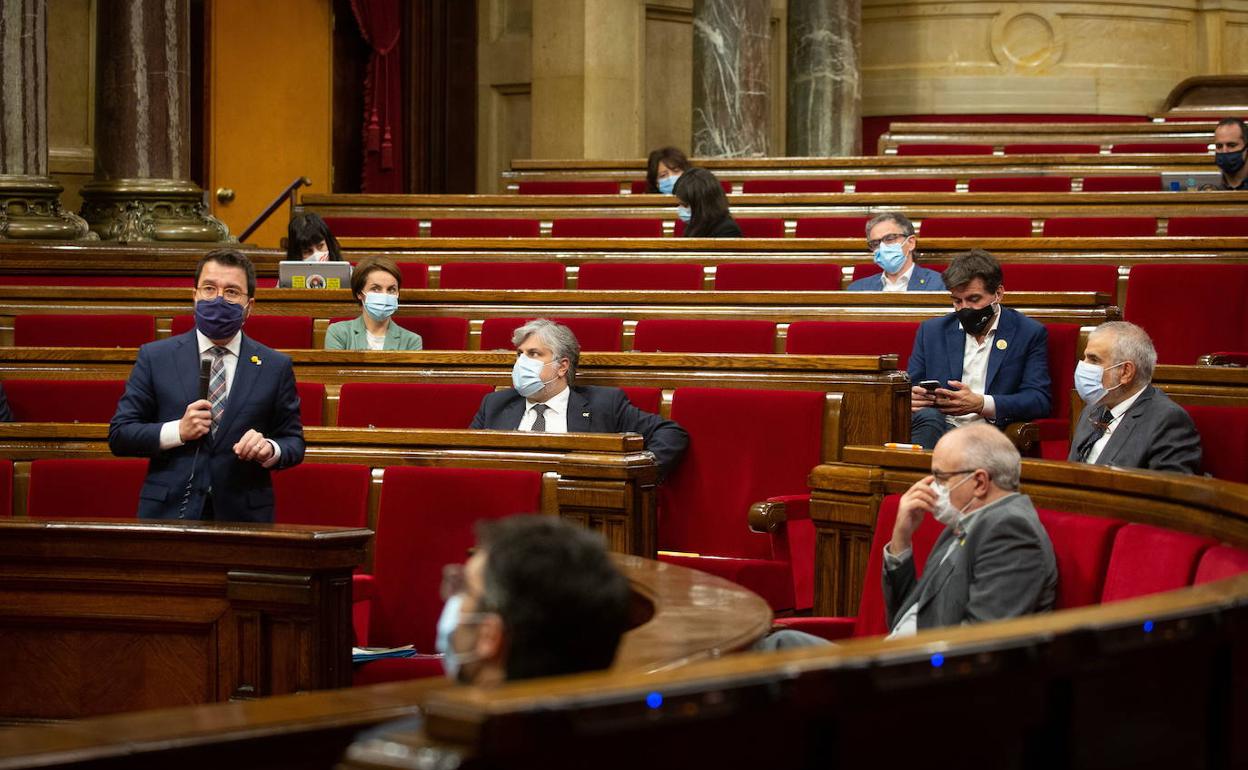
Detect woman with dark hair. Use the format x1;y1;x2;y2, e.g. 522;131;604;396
324;257;422;350
674;167;741;237
645;146;690;194
287;212;345;262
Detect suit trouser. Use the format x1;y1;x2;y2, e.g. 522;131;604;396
911;407;953;450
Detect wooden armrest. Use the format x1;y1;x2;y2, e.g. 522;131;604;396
1199;352;1248;367
1004;421;1041;457
748;500;787;533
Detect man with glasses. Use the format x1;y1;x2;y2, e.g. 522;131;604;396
883;423;1056;638
109;249;305;521
846;212;946;292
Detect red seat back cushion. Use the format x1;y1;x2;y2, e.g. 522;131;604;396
1166;217;1248;237
1125;265;1248;364
968;176;1073;192
715;263;842;291
0;275;191;287
338;383;494;429
785;321;919;370
428;219;540;238
272;463;371;527
1002;144;1100;154
296;381;326;427
394;317;469;350
478;317;622;352
1042;217;1157;237
322;217;421;237
439;262;565;289
551;218;663;238
633;319;776;354
896;143;994;156
736;218;785;238
1081;175;1161;192
1036;509;1124;609
517;180;618;195
659;388;825;560
1193;545;1248;584
741;179;845;194
854;495;945;637
170;315;313;349
1040;324;1081;421
27;459;148;518
371;467;543;650
0;459;11;517
577;263;703;290
1111;142;1211;153
794;217;871;237
1182;405;1248;483
1101;523;1217;602
854;178;958;193
15;315;155;347
619;387;663;414
3;379;127;423
851;262;946;282
1002;264;1118;297
395;263;429;288
919;217;1033;238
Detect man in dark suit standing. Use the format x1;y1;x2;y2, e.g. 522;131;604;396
109;249;304;521
1068;321;1202;474
845;212;946;292
907;249;1051;449
884;423;1057;637
470;319;688;479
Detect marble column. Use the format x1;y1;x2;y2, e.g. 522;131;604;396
80;0;228;241
787;0;861;156
0;0;90;239
692;0;770;158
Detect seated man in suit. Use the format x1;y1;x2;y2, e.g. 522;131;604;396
470;318;689;478
846;212;946;292
109;248;305;522
1069;321;1202;474
885;422;1057;637
1213;117;1248;191
908;249;1051;450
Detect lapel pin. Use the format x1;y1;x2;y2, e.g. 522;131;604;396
250;355;262;365
582;411;591;418
995;339;1008;351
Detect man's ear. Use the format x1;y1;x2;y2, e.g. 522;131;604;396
555;357;570;379
1118;360;1137;387
473;613;506;664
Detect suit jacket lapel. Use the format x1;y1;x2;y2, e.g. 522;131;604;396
174;331;202;406
500;395;527;430
216;335;260;440
566;388;592;432
384;319;404;349
985;308;1016;390
944;318;965;382
1097;386;1155;465
915;534;962;614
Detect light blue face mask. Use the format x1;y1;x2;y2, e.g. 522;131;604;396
1074;360;1126;405
512;355;555;397
436;594;486;682
362;292;398;322
676;205;692;223
874;243;908;275
658;174;680;195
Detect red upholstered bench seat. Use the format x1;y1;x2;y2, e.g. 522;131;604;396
15;314;156;348
1111;142;1211;153
736;218;786;238
439;261;565;289
428;219;540;238
171;314;314;349
551;218;663;238
895;143;994;156
3;379;127;423
322;216;421;237
714;262;842;291
337;383;493;429
633;319;777;354
795;217;870;237
968;176;1073;193
854;178;957;193
1042;217;1157;237
1081;175;1161;192
479;317;622;352
1125;264;1248;365
785;321;919;369
741;179;845;194
919;217;1033;238
517;180;619;195
0;275;196;287
1003;143;1100;154
1166;217;1248;237
577;262;704;291
26;458;148;519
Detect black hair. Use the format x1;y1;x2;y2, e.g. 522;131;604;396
476;515;631;681
286;212;344;261
942;248;1004;294
674;167;732;237
1216;118;1247;146
645;147;690;193
195;248;257;297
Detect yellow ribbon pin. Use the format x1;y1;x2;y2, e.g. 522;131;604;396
996;339;1008;351
250;355;262;365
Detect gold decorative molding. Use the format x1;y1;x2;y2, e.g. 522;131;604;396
0;175;93;240
79;178;232;243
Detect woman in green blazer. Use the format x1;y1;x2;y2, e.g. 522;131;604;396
324;257;423;351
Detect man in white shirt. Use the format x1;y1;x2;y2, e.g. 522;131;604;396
884;423;1057;637
1068;321;1202;474
845;212;946;292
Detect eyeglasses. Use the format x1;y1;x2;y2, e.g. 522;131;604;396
197;284;248;303
867;232;910;250
931;468;977;482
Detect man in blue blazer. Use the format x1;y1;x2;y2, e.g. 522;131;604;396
109;249;305;522
470;319;688;479
846;212;946;292
907;250;1051;449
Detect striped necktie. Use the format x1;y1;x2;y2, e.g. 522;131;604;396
207;346;229;436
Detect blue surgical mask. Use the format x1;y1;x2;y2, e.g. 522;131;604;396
1074;360;1126;406
658;174;680;195
362;292;398;322
676;205;692;223
512;355;555;397
194;296;247;340
874;243;908;275
435;594;485;682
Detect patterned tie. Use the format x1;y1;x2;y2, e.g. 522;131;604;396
1074;407;1115;462
207;346;229;437
530;403;549;432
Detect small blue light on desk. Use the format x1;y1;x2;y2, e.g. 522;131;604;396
1143;620;1155;633
930;653;944;668
646;692;663;709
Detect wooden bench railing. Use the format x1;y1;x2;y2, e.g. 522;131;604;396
876;127;1215;155
1;455;1243;768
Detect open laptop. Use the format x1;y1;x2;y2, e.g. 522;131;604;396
278;260;353;289
1160;171;1224;191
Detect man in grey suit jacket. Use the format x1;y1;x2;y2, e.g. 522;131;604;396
883;423;1057;636
1068;321;1202;474
846;212;946;292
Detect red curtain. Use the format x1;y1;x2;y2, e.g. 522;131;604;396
350;0;404;192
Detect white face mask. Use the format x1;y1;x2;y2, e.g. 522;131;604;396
1074;360;1126;405
304;248;329;262
931;473;975;526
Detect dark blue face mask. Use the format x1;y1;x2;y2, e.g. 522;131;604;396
195;296;247;340
1215;149;1246;176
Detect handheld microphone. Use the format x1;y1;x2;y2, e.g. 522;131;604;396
199;358;212;401
180;357;214;519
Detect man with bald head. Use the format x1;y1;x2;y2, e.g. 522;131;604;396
884;423;1057;637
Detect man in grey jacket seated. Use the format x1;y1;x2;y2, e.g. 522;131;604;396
1068;321;1202;474
884;422;1057;637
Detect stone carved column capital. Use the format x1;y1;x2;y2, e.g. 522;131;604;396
0;176;95;240
80;179;232;243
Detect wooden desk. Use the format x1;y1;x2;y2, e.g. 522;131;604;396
0;518;369;721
